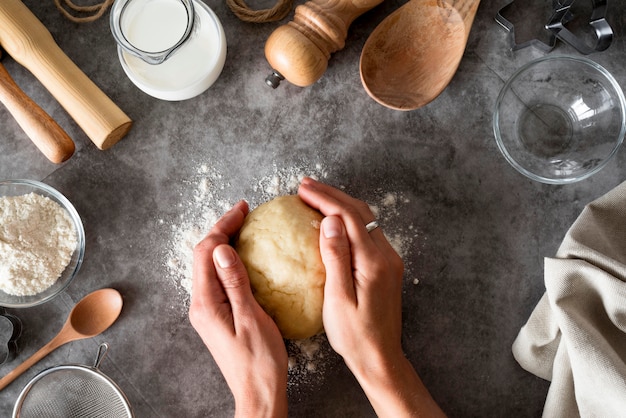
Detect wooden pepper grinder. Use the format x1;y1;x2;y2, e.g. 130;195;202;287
264;0;385;88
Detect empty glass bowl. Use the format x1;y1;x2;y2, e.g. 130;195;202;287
0;180;85;308
493;56;626;184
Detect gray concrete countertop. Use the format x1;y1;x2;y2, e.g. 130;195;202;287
1;0;625;416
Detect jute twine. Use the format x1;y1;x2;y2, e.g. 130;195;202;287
54;0;114;23
54;0;292;24
225;0;293;22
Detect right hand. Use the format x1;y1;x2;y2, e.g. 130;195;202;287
298;177;445;417
297;177;405;371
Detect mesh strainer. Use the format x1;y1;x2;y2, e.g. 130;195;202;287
13;343;133;418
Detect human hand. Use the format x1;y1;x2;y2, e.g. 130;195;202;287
189;201;288;418
298;178;445;417
298;178;404;371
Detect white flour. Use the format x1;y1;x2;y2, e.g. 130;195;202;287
0;193;77;296
162;163;423;378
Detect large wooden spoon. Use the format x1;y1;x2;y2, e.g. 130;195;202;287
0;288;123;390
360;0;480;111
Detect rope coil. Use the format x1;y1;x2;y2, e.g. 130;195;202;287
54;0;291;24
226;0;293;22
54;0;114;23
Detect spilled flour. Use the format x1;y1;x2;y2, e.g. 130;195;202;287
162;162;423;383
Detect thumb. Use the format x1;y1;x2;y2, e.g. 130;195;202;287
213;245;256;312
319;216;356;303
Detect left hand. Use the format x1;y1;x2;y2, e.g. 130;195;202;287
189;200;288;418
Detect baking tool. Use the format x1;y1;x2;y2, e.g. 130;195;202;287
0;0;132;150
493;56;625;184
495;0;559;51
0;50;74;163
546;0;612;54
0;309;21;365
12;343;133;418
359;0;481;111
496;0;613;54
264;0;386;88
0;288;123;390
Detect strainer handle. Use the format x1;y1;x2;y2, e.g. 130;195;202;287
93;343;109;369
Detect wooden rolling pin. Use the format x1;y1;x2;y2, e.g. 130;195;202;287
0;0;132;150
264;0;386;88
0;51;74;163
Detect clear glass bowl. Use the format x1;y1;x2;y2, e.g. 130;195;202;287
0;180;85;308
493;56;626;184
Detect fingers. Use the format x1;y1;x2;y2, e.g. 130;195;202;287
319;216;356;304
213;244;257;319
298;178;381;258
299;178;399;256
192;200;249;292
190;201;250;326
211;200;249;237
299;177;375;223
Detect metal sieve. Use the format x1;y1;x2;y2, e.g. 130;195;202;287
13;343;133;418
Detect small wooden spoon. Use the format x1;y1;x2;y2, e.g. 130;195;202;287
0;288;123;390
360;0;480;111
0;50;74;163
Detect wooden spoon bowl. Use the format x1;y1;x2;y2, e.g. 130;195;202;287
360;0;480;111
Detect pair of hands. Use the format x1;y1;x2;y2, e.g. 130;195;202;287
188;177;444;417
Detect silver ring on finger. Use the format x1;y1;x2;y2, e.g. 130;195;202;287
365;220;380;233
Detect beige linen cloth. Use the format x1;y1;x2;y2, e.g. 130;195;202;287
512;181;626;417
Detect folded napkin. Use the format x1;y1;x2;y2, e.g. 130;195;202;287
512;181;626;417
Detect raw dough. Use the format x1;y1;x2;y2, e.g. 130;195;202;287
235;195;325;339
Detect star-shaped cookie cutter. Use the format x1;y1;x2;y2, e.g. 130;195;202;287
546;0;613;54
496;0;561;52
496;0;613;54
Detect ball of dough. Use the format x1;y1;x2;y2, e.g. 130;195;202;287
235;195;325;340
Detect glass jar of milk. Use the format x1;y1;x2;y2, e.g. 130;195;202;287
110;0;226;101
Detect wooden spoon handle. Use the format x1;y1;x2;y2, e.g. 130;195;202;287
0;62;74;163
0;335;68;391
0;0;132;150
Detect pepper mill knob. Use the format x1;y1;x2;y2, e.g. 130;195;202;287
264;0;385;87
265;70;285;89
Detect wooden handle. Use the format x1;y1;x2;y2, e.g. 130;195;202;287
0;62;74;163
265;0;386;87
0;0;132;150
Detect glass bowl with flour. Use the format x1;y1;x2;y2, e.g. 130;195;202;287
0;180;85;308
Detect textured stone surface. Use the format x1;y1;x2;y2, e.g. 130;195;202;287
0;0;625;416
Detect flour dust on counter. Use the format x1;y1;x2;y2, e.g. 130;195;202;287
163;162;331;300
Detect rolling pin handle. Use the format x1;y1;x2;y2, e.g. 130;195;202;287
265;70;284;89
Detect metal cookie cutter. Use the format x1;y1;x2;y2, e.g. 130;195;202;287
496;0;613;54
496;0;561;51
546;0;613;54
0;308;22;364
